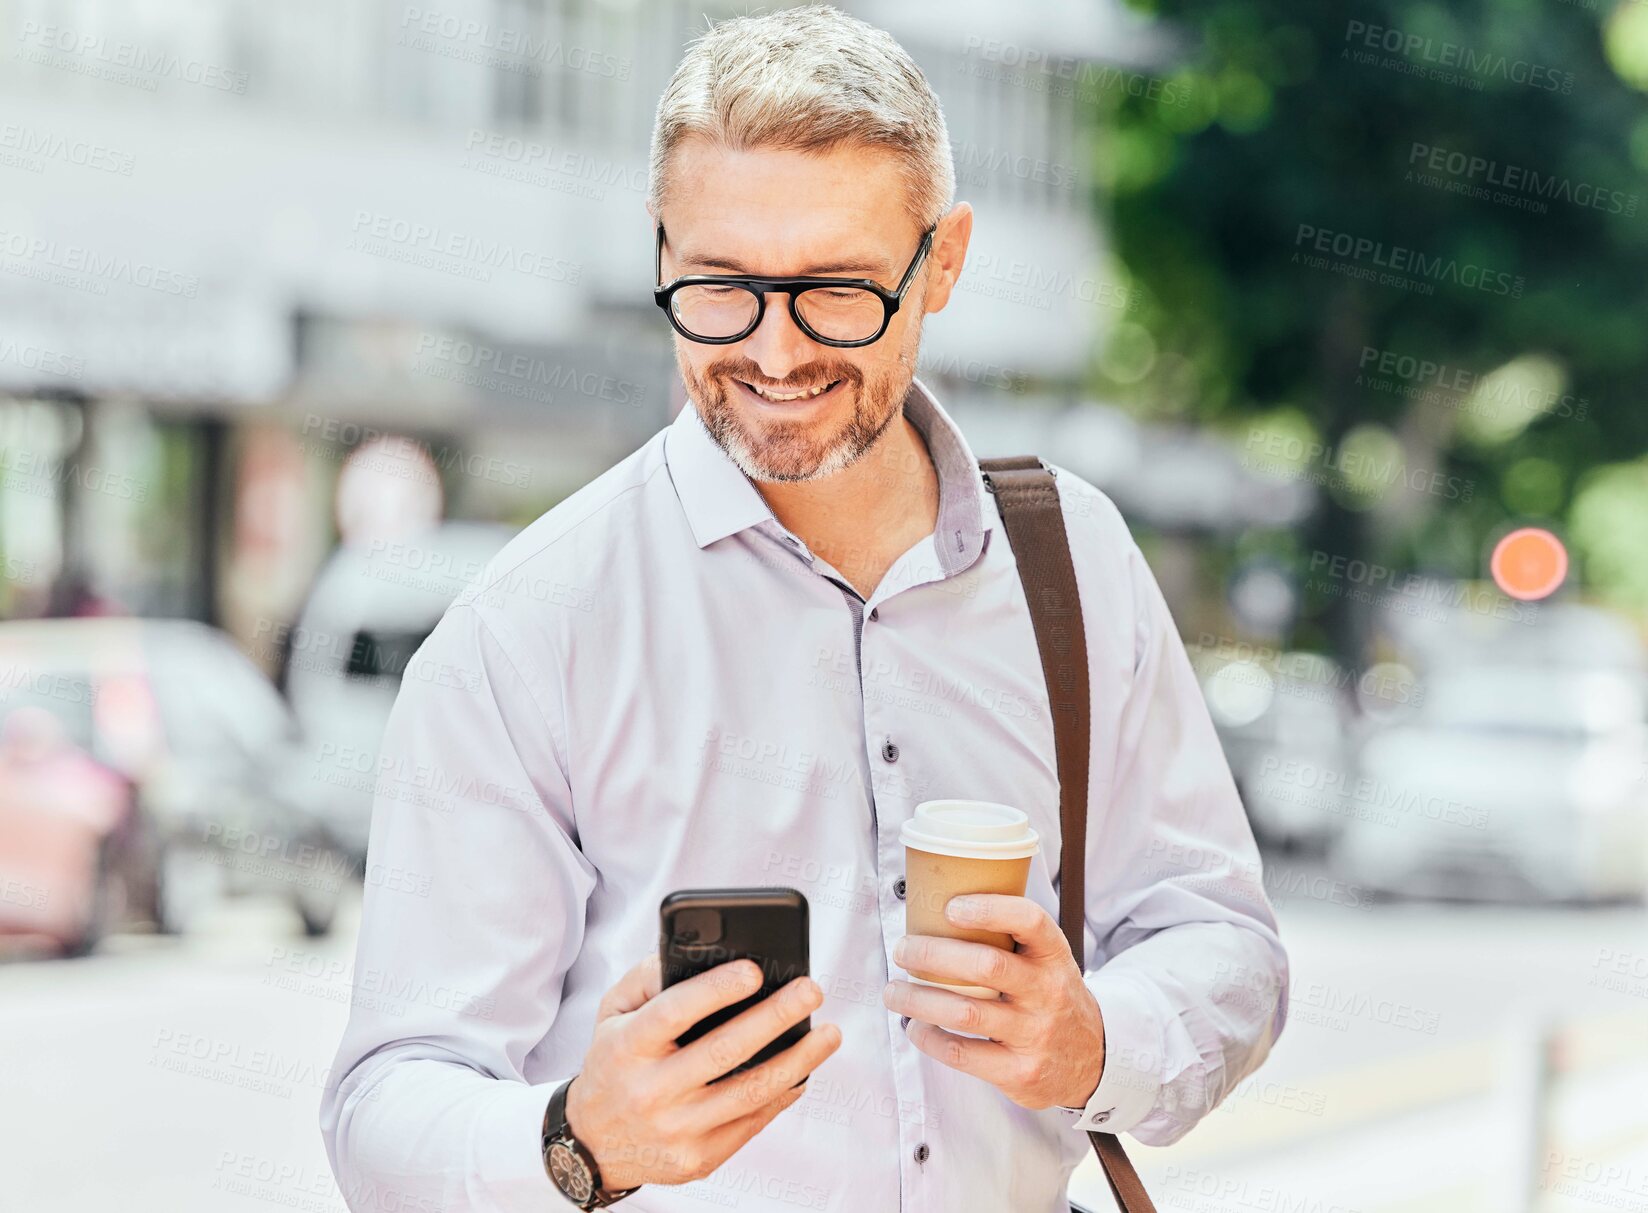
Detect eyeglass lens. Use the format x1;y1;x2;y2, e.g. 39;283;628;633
670;284;884;342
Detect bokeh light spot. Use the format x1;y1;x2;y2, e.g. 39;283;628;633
1490;527;1568;601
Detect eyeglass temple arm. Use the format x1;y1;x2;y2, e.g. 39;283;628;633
894;227;937;297
655;223;665;289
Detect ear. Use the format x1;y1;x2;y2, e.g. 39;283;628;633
921;202;973;316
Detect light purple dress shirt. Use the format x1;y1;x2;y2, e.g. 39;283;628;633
319;378;1289;1213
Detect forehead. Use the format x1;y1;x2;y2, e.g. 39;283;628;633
661;139;918;275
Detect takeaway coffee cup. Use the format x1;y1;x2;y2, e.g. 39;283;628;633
899;799;1039;1000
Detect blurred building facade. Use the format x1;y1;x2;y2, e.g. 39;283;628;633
0;0;1190;654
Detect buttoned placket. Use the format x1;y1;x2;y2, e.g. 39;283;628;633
765;518;948;1209
795;530;992;1213
743;388;991;1209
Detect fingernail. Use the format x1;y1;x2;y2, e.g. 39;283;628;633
894;938;908;964
947;897;975;922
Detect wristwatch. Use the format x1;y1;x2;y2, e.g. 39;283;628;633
541;1076;640;1209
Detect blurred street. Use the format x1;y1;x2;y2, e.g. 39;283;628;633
4;888;1645;1213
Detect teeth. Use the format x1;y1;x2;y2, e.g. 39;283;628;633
748;381;835;402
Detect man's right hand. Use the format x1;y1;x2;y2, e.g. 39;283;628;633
564;952;841;1192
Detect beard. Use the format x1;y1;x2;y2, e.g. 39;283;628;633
678;345;914;483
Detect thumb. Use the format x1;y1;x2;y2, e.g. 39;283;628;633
598;951;662;1020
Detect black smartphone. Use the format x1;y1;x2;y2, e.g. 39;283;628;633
659;887;810;1083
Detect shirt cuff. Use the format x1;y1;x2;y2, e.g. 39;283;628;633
1062;970;1162;1135
470;1076;582;1210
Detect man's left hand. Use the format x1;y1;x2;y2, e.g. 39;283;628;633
882;894;1105;1111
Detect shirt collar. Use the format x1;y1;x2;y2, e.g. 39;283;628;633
664;377;994;573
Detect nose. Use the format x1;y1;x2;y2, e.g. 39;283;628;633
739;291;821;383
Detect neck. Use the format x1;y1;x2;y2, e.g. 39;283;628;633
755;410;941;597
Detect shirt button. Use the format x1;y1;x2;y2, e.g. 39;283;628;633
1094;1110;1112;1124
868;607;879;621
913;1143;930;1163
893;876;906;899
881;739;899;762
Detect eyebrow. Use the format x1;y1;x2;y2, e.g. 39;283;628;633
676;248;895;278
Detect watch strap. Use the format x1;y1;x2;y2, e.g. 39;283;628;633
542;1077;640;1208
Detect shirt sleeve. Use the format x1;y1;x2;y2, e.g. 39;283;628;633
318;601;597;1211
1064;515;1290;1144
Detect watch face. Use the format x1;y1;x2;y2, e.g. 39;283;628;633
547;1141;595;1202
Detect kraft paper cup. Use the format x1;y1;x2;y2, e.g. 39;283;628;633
899;800;1039;1001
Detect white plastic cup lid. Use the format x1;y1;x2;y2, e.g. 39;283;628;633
899;799;1039;861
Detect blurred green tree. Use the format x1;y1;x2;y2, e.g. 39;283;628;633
1094;1;1648;657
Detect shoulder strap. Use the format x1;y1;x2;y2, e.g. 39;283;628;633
979;456;1157;1213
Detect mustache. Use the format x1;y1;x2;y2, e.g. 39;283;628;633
707;358;863;391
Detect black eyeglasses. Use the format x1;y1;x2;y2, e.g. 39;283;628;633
653;223;936;348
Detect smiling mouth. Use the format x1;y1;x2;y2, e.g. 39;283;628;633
737;378;843;404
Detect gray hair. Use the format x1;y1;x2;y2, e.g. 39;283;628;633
648;5;955;232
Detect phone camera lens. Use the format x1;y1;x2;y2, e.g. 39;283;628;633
674;907;724;946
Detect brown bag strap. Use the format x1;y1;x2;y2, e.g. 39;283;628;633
979;457;1157;1213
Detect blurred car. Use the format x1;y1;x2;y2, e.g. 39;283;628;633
0;705;134;955
1196;645;1360;851
284;521;514;860
0;618;350;952
1331;662;1648;903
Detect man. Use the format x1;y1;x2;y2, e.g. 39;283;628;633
320;7;1289;1211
